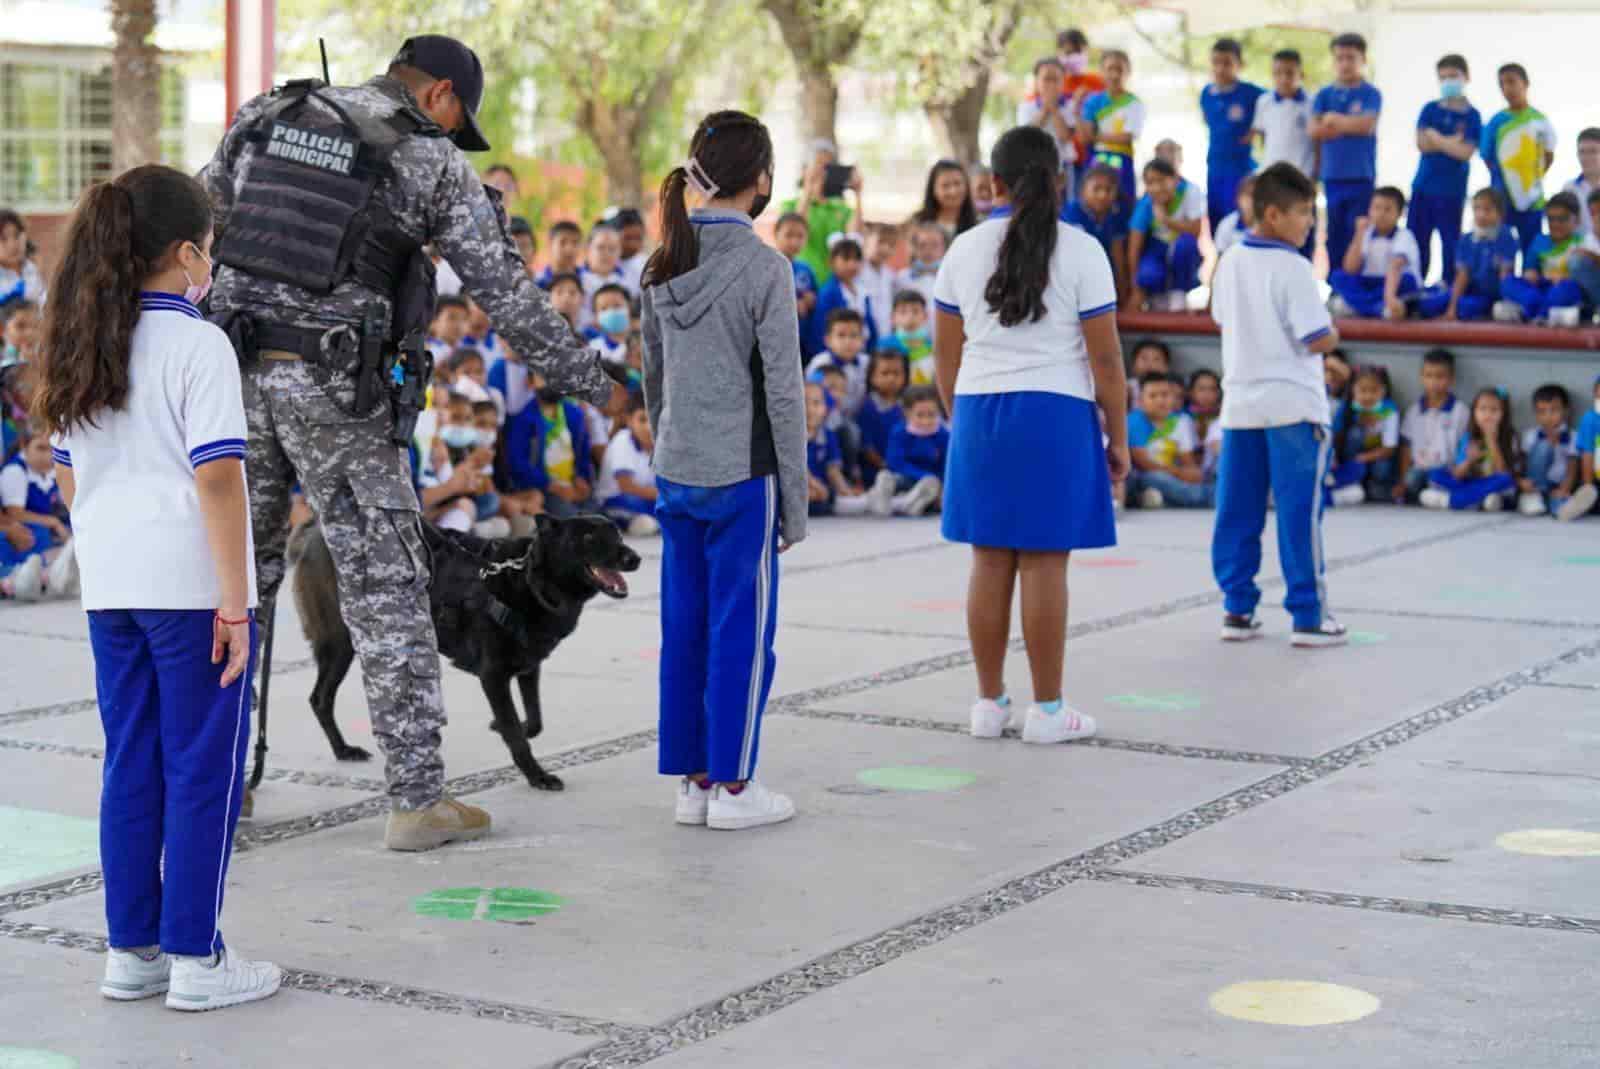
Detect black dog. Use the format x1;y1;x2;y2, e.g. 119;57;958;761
287;513;640;790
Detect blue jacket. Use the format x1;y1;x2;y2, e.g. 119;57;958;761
504;398;593;492
886;424;949;482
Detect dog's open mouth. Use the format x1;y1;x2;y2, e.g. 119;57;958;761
588;565;629;599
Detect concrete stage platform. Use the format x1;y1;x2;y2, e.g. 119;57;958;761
1;508;1597;1068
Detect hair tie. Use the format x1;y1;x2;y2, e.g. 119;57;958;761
684;156;720;199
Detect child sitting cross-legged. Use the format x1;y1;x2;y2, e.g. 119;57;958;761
1127;373;1213;508
867;384;948;517
806;307;869;417
804;380;870;516
1420;388;1522;511
1394;348;1470;502
1518;383;1578;516
595;396;660;536
1497;192;1588;326
1434;188;1519;320
1328;186;1421;320
856;349;908;483
0;430;77;598
1326;364;1399;505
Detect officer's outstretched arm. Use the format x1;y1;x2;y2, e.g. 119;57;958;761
430;154;611;405
196;94;273;241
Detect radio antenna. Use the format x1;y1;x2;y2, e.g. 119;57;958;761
319;38;331;84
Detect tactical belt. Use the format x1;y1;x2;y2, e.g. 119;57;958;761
253;322;341;363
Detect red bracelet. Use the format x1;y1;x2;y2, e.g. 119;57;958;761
216;612;251;626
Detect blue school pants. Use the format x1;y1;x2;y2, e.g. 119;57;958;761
1129;469;1215;508
1324;180;1374;275
1499;277;1585;320
0;521;58;576
1212;423;1332;632
1207;170;1249;235
1429;470;1516;510
1136;233;1201;295
1407;192;1464;283
1506;206;1543;262
1327;270;1420;317
656;475;779;784
90;609;256;957
1326;456;1398;501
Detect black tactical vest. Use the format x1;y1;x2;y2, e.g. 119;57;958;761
215;80;435;299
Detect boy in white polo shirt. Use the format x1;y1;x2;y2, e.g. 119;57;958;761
1394;348;1471;501
1210;162;1347;647
1329;186;1422;319
1251;49;1317;257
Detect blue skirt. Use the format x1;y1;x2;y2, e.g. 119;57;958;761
941;391;1117;552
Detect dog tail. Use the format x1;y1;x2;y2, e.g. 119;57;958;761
288;522;349;648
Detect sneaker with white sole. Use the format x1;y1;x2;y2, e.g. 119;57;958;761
46;540;79;599
1329;484;1367;507
627;514;661;537
1291;615;1349;648
1020;703;1097;744
1138;487;1164;509
1418;487;1451;510
1557;483;1596;523
1517;492;1548;517
165;947;282;1012
102;947;170;1000
1328;294;1355;318
867;471;898;516
707;781;795;830
1482;493;1505;512
674;777;712;825
7;554;43;601
1221;613;1263;642
969;696;1019;738
898;476;942;516
1548;306;1581;328
1492;300;1524;324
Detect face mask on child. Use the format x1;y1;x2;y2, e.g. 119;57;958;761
909;258;940;276
440;425;478;449
895;327;930;347
1439;77;1466;100
596;308;629;336
182;243;213;305
1061;52;1088;75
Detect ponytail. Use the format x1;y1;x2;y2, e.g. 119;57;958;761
35;164;211;433
984;127;1061;327
643;110;774;289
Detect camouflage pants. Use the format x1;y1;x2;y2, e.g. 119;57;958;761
244;356;445;810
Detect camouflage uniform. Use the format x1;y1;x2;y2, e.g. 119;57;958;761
199;75;611;810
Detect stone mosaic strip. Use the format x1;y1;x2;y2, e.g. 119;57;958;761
0;735;388;791
1339;605;1600;631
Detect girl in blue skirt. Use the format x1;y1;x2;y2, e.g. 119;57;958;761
932;125;1131;744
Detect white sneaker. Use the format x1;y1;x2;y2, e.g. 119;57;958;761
472;517;512;540
1517;492;1548;517
102;947;170;1000
706;781;795;830
1328;294;1355;318
1482;493;1505;512
1418;487;1451;510
969;696;1019;739
1139;487;1165;509
1558;484;1596;522
627;514;661;537
674;778;711;825
8;554;43;601
45;540;78;599
1548;306;1581;328
1492;300;1524;324
1020;703;1097;744
1291;615;1349;648
165;947;282;1012
867;471;897;516
1221;613;1264;642
1330;484;1367;507
898;476;942;517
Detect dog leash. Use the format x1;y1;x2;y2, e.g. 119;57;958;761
248;596;276;790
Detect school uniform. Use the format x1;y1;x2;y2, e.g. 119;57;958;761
1430;227;1520;319
857;261;898;341
1128;410;1212;507
503;397;594;516
855;394;904;480
1017;94;1079;189
805;349;869;417
1130;188;1203;296
789;257;820;355
1212;211;1246;257
1481;107;1558;260
1565;176;1598;236
883;422;950;492
880;330;935;388
1082;90;1146;222
1200;80;1266;232
1327;399;1400;499
0;259;46;306
1313;81;1383;271
1410;99;1482;282
1500;234;1587;320
1209;236;1336;631
0;454;64;560
1252;88;1317;259
595;428;656;525
577;263;630;329
806;277;878;360
1328;226;1422;317
51;291;257;957
1523;425;1576;505
933;208;1118;551
1399;394;1470;495
1428;435;1518;510
1061;201;1128;271
486;356;535;417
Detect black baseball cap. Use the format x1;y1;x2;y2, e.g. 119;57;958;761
392;35;489;152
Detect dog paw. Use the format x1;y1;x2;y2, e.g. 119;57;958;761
529;772;565;791
335;745;372;762
522;720;543;739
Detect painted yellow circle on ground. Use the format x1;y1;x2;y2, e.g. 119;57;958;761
1495;829;1600;857
1209;980;1380;1026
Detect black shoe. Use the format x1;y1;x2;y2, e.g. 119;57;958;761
1220;613;1263;642
1291;615;1349;648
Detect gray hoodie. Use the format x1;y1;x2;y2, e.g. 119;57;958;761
641;209;808;544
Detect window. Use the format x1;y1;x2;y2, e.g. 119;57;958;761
0;58;186;212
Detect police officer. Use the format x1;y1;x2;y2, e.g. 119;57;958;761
199;35;615;851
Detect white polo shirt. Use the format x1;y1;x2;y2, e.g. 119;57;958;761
595;428;655;501
1564;177;1597;236
932;211;1116;400
1211;235;1333;429
1355;226;1421;280
1252;90;1317;178
51;292;256;611
1401;394;1471;469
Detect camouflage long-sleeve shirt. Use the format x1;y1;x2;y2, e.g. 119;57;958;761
198;76;611;405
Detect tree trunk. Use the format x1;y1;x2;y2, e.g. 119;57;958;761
576;98;646;208
925;71;990;165
111;0;160;175
798;64;839;146
761;0;862;150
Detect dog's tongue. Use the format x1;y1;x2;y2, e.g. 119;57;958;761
590;566;629;597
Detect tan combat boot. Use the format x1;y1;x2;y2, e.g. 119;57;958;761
384;797;492;852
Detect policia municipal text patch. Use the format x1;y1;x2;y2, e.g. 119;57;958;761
265;121;357;176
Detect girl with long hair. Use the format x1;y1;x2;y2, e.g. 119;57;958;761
933;125;1129;745
642;111;808;830
34;164;279;1009
1422;388;1522;511
912;159;978;242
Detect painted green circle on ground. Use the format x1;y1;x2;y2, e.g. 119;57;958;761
412;886;564;921
1495;829;1600;857
1347;630;1387;646
0;1050;78;1069
855;766;976;792
1106;692;1205;712
1209;980;1381;1026
1559;555;1600;567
